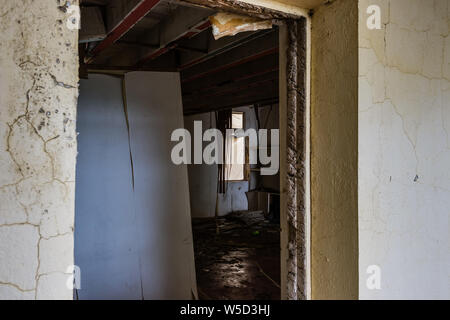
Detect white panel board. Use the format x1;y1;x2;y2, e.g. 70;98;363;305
75;74;142;299
125;72;197;299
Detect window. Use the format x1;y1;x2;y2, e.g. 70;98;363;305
226;112;246;181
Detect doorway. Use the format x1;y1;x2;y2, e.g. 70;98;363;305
75;0;308;300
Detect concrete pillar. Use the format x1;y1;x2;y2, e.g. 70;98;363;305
0;0;79;300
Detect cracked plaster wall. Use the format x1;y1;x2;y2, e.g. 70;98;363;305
359;0;450;299
0;0;79;300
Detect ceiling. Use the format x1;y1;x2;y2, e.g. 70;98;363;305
80;0;280;114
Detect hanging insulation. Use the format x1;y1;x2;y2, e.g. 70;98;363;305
210;12;273;40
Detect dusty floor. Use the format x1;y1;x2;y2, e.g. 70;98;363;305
192;211;280;300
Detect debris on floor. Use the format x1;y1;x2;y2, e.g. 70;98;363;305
192;211;280;300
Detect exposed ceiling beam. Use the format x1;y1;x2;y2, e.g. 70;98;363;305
183;69;278;102
181;47;278;84
135;5;214;66
183;80;279;114
181;30;278;82
181;52;278;94
85;0;163;64
178;29;267;70
184;82;278;115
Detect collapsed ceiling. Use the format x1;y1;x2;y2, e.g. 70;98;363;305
80;0;279;114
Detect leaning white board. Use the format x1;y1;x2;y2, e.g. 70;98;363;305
75;73;197;299
125;72;197;299
76;75;142;299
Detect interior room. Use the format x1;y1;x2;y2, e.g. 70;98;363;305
75;0;282;300
1;0;448;302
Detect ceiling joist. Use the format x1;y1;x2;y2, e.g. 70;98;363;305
80;0;280;115
85;0;163;64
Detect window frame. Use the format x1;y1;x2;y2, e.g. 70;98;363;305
225;111;249;182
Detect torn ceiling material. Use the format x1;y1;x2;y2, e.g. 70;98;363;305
210;12;272;39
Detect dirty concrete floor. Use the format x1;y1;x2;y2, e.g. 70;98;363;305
192;211;280;300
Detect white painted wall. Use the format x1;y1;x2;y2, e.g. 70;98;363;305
75;73;197;299
184;105;280;219
359;0;450;299
184;112;220;218
184;106;267;218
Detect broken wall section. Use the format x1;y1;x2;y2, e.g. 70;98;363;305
0;0;79;300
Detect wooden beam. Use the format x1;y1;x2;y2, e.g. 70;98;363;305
85;0;162;64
